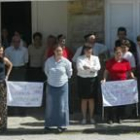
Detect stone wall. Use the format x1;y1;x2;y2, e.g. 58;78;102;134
67;0;105;51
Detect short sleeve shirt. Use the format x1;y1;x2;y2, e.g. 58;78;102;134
106;58;131;81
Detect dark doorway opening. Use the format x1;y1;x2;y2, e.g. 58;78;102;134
1;2;32;45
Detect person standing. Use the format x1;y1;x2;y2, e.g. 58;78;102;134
102;47;135;124
1;28;10;49
5;35;28;116
115;27;137;57
44;35;57;60
14;31;27;47
46;34;73;61
76;44;101;124
121;40;136;70
28;32;45;82
44;44;72;132
72;34;108;63
0;46;12;133
57;34;73;61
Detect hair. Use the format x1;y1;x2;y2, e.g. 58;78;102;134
81;43;93;55
14;30;22;35
121;39;131;48
57;34;66;40
47;35;56;41
117;27;127;35
53;43;63;51
137;35;140;42
114;46;123;52
12;35;21;42
47;35;56;40
84;34;93;41
33;32;42;40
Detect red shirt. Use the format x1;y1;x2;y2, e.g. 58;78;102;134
106;58;131;81
46;47;73;61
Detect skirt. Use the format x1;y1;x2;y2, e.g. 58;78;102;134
77;76;98;99
45;83;69;127
0;81;7;131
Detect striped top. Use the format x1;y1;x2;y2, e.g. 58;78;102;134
44;56;73;87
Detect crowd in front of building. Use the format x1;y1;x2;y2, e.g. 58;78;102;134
0;26;140;133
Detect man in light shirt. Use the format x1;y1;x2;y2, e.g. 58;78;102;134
5;36;28;81
72;34;108;63
5;35;28;116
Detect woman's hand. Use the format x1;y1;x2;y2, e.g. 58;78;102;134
101;79;106;83
5;75;9;81
132;76;137;80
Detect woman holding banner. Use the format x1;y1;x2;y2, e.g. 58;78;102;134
44;44;72;133
0;46;12;133
102;47;135;124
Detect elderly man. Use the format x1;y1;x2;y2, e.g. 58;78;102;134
5;35;28;116
72;34;108;63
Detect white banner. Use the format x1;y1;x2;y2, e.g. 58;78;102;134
7;81;44;107
101;80;139;107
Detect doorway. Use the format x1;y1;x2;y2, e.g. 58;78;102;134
1;2;32;45
105;0;140;52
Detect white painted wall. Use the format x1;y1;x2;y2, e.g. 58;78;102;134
105;0;140;54
32;1;68;43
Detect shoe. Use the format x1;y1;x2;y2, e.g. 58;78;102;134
107;120;113;124
44;127;52;133
81;119;86;125
90;119;95;124
57;127;67;133
117;119;122;124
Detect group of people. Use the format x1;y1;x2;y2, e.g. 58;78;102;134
0;26;140;133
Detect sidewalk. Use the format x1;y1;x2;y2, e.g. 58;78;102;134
6;114;140;135
0;114;140;140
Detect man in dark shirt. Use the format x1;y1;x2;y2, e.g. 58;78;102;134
115;27;137;56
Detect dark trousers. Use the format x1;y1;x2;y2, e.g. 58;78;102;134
106;106;124;121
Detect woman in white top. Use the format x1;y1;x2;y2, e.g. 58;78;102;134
76;43;101;124
121;40;136;70
44;44;72;132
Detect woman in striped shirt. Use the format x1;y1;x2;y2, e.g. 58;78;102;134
44;44;73;132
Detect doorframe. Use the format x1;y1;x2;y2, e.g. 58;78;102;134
0;2;1;41
105;0;138;50
31;1;38;36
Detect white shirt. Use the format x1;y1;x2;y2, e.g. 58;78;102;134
72;43;107;62
123;51;136;68
44;56;73;87
5;46;28;67
76;55;101;78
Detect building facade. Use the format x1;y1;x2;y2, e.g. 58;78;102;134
0;0;140;52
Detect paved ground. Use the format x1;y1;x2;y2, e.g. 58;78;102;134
0;115;140;140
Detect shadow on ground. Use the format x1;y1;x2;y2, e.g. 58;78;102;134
0;124;139;136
